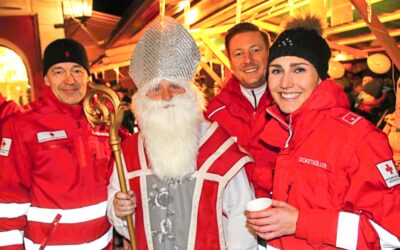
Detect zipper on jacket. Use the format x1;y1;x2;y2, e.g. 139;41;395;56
284;114;293;149
284;177;293;202
251;90;258;108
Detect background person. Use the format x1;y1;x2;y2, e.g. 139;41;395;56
246;15;400;249
0;91;19;123
205;22;277;198
0;38;113;249
121;95;137;134
107;16;257;250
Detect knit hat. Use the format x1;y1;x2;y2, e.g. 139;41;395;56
268;15;331;79
43;38;90;76
129;16;200;89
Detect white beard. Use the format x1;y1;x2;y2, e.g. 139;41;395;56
132;84;205;180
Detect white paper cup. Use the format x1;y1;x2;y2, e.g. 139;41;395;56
246;198;272;212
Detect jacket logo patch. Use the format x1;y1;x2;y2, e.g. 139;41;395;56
342;112;361;125
0;138;12;156
376;160;400;188
37;130;68;143
298;157;327;169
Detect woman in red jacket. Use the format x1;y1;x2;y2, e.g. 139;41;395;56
246;15;400;249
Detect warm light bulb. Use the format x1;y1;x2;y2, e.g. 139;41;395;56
336;52;345;61
187;9;198;25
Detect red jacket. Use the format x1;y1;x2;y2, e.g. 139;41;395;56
205;77;278;197
260;79;400;249
0;87;113;249
0;93;19;123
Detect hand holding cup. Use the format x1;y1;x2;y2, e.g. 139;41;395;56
246;198;272;212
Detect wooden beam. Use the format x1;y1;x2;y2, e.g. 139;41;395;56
327;40;368;58
200;36;230;69
105;44;136;57
350;0;400;70
199;61;221;83
190;24;232;38
257;0;308;21
251;20;281;33
335;28;400;45
363;44;400;53
326;10;400;36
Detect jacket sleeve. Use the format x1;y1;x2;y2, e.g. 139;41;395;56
0;119;32;249
222;168;257;250
246;141;277;198
296;131;400;249
0;94;19;122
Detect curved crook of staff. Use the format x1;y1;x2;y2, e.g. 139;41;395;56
83;81;137;250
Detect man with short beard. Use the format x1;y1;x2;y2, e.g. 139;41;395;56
107;16;257;250
205;23;277;198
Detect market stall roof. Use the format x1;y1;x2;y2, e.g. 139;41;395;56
66;0;400;73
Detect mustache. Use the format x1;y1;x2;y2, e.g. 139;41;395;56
147;98;179;109
240;61;258;68
58;84;81;90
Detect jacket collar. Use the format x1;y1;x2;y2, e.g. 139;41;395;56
261;79;350;149
43;86;83;120
218;76;273;110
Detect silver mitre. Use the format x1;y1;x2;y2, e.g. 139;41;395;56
129;16;201;88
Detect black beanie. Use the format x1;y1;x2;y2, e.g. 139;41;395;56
268;16;331;80
43;38;89;76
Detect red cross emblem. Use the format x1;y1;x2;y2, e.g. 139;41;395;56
65;50;70;58
342;112;361;125
376;160;400;188
0;138;12;156
385;164;394;174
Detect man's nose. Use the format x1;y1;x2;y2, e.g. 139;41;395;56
243;52;253;64
160;88;172;101
64;72;75;84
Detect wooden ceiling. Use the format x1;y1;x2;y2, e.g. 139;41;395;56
66;0;400;74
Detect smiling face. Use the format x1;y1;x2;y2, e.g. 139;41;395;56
268;56;320;114
44;62;88;105
228;31;269;89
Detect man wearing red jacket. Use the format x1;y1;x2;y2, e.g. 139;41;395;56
205;22;277;197
0;39;113;249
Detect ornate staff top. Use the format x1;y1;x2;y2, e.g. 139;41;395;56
83;81;126;146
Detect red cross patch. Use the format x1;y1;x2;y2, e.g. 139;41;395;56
0;138;12;156
376;160;400;188
65;50;70;58
342;112;361;125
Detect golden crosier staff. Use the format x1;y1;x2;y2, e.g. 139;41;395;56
83;81;137;250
